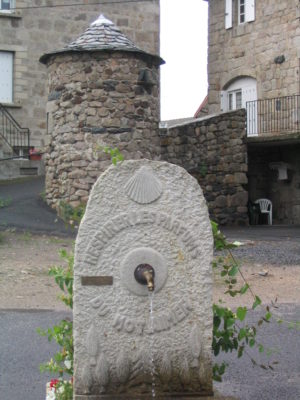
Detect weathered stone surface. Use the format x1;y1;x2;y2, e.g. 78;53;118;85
207;0;300;114
160;110;249;226
2;3;159;149
44;45;161;208
74;159;213;398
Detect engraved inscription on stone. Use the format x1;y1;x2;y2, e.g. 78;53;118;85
84;210;203;267
74;160;213;398
112;301;193;335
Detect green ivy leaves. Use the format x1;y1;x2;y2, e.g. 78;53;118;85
38;250;74;399
211;220;273;381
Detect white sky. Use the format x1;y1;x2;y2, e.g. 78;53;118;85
160;0;208;121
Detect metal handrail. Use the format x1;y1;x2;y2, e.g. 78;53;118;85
246;95;300;136
0;103;30;156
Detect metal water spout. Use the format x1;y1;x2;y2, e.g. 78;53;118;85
143;269;154;292
134;264;155;292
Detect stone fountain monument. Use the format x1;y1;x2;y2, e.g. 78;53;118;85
74;159;213;399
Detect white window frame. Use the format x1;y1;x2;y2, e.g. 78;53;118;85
225;0;255;29
238;0;246;24
228;89;242;110
0;0;15;13
221;77;258;135
225;0;233;29
0;51;14;103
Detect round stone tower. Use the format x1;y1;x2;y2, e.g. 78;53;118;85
40;14;164;209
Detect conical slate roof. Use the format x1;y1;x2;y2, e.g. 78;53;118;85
67;14;141;52
40;14;164;65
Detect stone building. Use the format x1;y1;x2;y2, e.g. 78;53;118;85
0;0;159;152
204;0;300;224
40;14;163;209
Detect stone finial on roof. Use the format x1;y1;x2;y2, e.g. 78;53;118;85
91;14;113;26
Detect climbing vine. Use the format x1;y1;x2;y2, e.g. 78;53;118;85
211;221;277;381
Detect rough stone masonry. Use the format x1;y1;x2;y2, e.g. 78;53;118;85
40;15;163;210
73;159;213;399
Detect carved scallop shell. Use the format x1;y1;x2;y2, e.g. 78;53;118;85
124;166;163;204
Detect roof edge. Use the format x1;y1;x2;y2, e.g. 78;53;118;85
39;47;165;66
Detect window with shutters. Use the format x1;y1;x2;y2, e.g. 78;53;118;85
0;0;15;12
0;51;13;103
225;0;255;29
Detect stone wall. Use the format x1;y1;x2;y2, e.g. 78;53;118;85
207;0;300;113
0;0;159;148
44;52;161;209
160;109;248;225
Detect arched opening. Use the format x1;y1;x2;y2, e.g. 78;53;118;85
221;76;258;135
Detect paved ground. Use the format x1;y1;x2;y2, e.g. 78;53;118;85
0;177;300;399
223;224;300;241
1;306;300;400
0;310;71;400
0;177;75;237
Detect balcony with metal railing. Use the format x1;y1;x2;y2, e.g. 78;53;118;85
246;95;300;138
0;103;30;159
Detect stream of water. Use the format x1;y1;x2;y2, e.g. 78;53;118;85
148;291;156;398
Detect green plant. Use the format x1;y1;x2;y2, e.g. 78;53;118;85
19;231;32;242
199;163;208;178
58;201;86;228
38;249;74;399
211;221;276;381
40;190;46;202
99;145;124;165
0;196;11;208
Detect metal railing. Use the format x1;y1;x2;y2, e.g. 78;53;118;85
0;103;30;157
246;95;300;136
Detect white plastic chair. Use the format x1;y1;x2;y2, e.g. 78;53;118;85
255;198;272;225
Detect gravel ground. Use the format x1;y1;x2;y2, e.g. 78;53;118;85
218;240;300;266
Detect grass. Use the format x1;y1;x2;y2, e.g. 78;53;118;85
49;237;71;245
18;231;32;242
